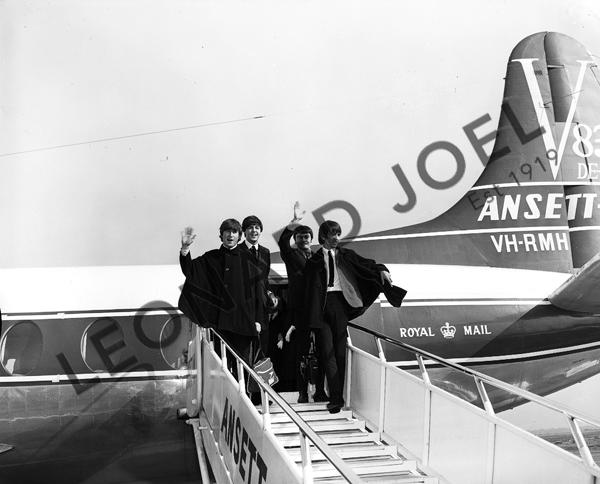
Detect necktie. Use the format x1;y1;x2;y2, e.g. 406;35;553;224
328;250;335;287
250;246;258;258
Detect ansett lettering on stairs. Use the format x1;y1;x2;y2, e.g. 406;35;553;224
220;397;268;484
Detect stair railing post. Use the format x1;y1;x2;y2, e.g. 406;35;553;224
474;376;497;484
299;430;313;484
261;388;271;431
416;354;431;385
474;377;495;416
376;337;387;439
567;415;599;471
416;355;432;466
207;328;215;351
345;334;353;409
197;327;204;412
237;359;245;393
220;338;228;372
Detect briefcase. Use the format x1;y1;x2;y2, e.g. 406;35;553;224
247;340;279;393
253;356;279;386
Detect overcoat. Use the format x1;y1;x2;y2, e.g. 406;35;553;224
178;245;264;336
277;227;314;329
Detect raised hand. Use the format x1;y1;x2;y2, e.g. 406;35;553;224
380;270;393;285
181;226;196;247
292;201;306;222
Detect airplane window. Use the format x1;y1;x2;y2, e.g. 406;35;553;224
160;315;193;369
81;317;129;372
0;321;43;375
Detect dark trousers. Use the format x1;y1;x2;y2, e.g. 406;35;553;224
293;328;326;396
317;292;350;404
293;328;309;391
220;331;267;404
218;330;253;380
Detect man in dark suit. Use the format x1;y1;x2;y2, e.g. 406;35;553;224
304;220;406;413
238;215;271;356
278;202;327;403
178;219;263;369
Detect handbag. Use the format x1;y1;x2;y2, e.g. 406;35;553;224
247;338;279;393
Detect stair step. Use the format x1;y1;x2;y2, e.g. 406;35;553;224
269;402;329;413
308;458;419;479
288;445;398;462
316;475;437;484
311;457;416;471
269;409;353;423
277;431;378;447
272;419;365;435
287;444;398;462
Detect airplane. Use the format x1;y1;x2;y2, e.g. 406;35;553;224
337;30;600;410
2;0;600;482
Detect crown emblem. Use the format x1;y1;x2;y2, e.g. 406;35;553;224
441;322;456;339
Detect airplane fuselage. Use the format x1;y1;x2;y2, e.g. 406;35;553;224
0;306;199;484
1;251;599;479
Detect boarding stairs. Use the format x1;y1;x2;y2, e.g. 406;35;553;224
268;402;434;483
183;322;600;484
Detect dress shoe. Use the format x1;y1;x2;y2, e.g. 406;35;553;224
326;401;343;413
297;392;309;404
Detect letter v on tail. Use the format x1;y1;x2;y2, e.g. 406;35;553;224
513;58;593;179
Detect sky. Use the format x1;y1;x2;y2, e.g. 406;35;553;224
2;0;600;268
2;0;600;430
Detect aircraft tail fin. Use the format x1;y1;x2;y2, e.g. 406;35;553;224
353;32;600;273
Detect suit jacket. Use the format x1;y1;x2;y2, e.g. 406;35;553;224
238;242;271;281
278;227;314;329
178;245;264;336
303;246;406;329
238;242;271;328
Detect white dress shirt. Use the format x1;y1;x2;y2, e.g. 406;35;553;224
323;248;342;291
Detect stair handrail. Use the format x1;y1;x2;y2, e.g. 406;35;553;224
347;321;600;471
203;327;363;484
